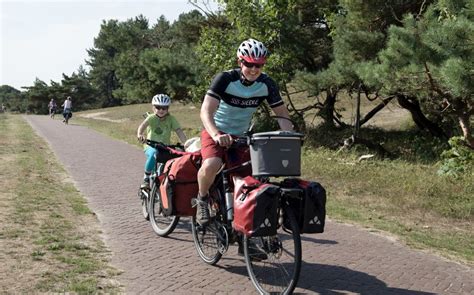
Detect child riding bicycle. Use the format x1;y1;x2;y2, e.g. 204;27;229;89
137;94;187;189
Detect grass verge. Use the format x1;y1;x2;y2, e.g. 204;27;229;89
302;147;473;265
0;114;122;293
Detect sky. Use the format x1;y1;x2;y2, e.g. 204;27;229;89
0;0;217;90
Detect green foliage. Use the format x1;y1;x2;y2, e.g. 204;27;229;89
168;10;206;45
140;46;205;101
191;26;237;102
360;0;473;142
6;0;471;153
23;79;52;114
250;105;306;134
0;85;27;112
304;122;452;164
223;0;334;77
86;19;123;106
438;136;474;176
88;11;208;105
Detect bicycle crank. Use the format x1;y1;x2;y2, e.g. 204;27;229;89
213;222;229;255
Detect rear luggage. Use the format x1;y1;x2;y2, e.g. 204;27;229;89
233;176;279;237
282;179;326;234
159;153;201;216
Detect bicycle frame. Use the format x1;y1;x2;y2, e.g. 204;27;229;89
191;132;303;294
206;144;299;251
140;140;184;233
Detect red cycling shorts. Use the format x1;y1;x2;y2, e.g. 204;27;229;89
200;129;251;175
200;129;225;160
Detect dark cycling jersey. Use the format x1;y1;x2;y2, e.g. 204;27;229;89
206;68;284;136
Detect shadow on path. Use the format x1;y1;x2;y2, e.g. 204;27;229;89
223;261;436;294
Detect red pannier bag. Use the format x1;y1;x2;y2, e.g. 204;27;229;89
232;176;279;237
282;178;326;234
159;152;201;217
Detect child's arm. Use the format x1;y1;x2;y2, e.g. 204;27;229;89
175;128;187;144
137;120;149;142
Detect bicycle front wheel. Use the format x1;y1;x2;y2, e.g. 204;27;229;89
244;206;302;295
149;183;179;237
190;188;226;265
139;187;150;220
191;217;223;265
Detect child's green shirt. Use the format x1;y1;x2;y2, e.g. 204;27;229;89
144;114;181;149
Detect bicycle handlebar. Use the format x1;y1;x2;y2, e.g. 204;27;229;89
145;139;184;151
230;136;249;148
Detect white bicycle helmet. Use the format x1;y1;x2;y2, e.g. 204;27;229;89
151;94;171;106
236;38;269;64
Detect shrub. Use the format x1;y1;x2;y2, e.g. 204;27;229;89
437;136;474;176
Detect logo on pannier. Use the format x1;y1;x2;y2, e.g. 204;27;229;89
259;218;273;228
309;216;321;225
282;160;289;167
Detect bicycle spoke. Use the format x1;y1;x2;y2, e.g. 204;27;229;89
244;207;301;294
149;185;179;236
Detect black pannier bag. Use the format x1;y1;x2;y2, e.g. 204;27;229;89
282;179;326;234
233;176;280;237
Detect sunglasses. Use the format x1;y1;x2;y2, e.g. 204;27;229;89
154;105;169;110
241;60;264;69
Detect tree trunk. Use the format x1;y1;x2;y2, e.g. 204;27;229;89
458;113;474;149
396;95;447;139
354;85;361;138
320;88;337;128
359;96;395;126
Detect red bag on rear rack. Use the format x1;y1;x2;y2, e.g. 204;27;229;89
282;179;326;234
233;176;279;237
159;153;201;217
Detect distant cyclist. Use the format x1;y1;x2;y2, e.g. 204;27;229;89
136;94;187;189
61;96;72;124
195;38;293;227
48;98;57;118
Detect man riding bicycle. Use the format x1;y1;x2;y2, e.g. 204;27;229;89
196;38;293;233
61;96;72;123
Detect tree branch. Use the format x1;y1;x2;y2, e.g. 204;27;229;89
359;96;396;126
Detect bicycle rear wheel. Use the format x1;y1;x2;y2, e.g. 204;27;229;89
149;183;179;237
244;206;302;295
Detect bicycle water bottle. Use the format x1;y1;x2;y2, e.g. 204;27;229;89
223;177;233;221
225;190;234;221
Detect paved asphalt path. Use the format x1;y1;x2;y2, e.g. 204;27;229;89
25;115;473;295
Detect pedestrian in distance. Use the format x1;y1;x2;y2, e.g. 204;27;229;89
137;94;187;189
195;38;293;227
48;98;57;118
